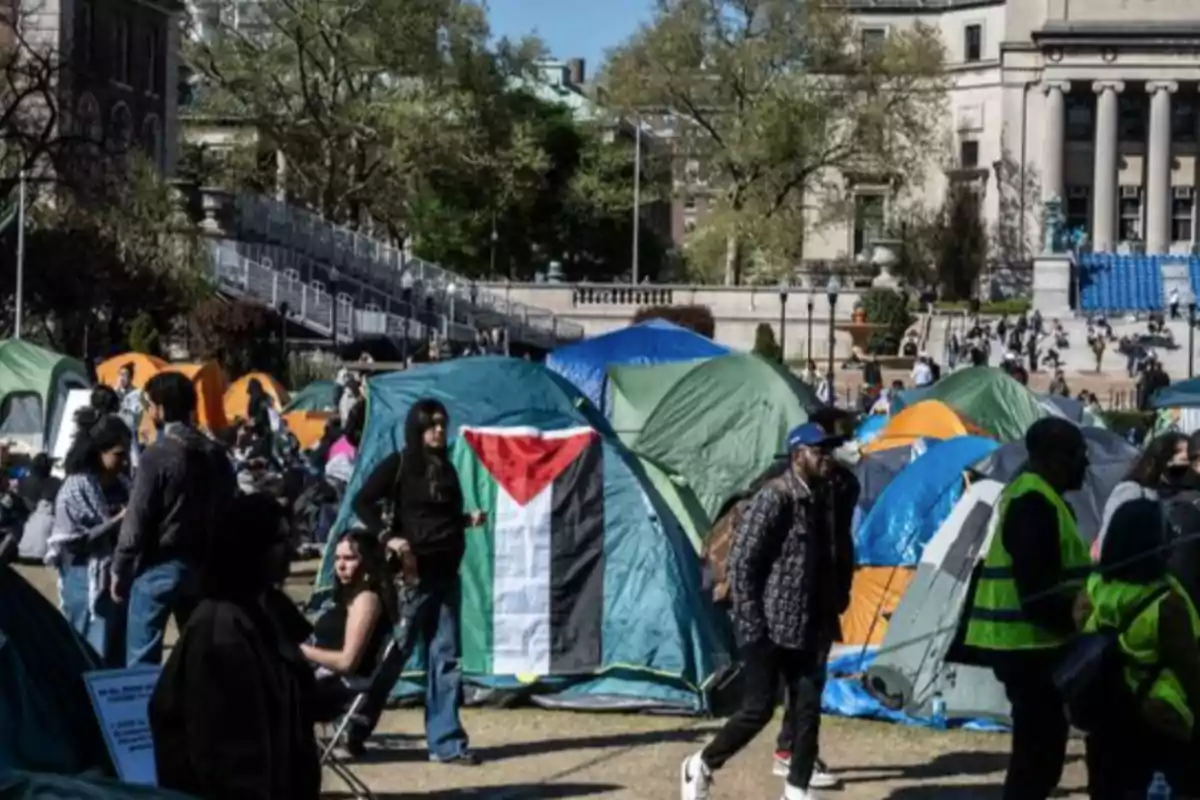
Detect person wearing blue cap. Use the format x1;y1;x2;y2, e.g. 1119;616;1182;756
681;420;846;800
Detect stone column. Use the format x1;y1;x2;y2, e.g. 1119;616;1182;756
1042;81;1070;202
1092;81;1125;252
1146;81;1178;255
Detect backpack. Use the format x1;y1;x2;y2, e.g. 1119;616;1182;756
1053;585;1170;733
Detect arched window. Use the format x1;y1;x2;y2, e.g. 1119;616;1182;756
108;102;133;153
141;114;161;167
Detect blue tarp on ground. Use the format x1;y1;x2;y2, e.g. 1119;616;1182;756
312;356;735;712
545;320;731;412
823;649;1005;732
854;436;999;567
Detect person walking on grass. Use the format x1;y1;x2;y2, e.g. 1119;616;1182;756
681;422;845;800
111;372;237;667
963;418;1090;800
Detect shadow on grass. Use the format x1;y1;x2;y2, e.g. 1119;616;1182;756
352;726;706;765
839;751;1012;784
323;782;621;799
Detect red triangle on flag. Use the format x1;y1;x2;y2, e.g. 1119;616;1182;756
462;427;596;506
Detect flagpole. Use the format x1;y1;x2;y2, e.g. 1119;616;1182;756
14;170;26;340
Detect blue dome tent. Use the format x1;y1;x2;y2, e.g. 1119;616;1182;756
545;320;731;412
855;436;999;567
313;357;734;712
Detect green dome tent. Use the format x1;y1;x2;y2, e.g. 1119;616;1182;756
282;380;338;413
0;340;89;453
893;367;1048;443
615;354;821;520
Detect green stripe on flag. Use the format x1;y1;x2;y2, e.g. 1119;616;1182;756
452;435;497;676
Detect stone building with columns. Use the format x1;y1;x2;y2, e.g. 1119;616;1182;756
802;0;1200;265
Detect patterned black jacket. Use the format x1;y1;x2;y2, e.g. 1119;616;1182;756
728;469;838;651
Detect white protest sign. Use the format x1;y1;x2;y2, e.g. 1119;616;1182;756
83;667;162;786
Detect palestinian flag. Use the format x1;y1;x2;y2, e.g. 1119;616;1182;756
452;426;605;680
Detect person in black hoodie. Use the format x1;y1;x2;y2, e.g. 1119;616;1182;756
351;398;486;765
150;493;321;800
1160;431;1200;606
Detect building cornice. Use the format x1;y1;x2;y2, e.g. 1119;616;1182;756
835;0;1004;13
1033;21;1200;49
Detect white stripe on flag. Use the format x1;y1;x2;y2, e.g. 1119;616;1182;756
491;481;553;676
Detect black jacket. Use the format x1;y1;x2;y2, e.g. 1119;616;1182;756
113;424;236;583
352;449;466;581
150;590;321;800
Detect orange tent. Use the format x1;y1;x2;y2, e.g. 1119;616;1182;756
863;400;985;454
838;567;915;646
283;409;336;450
224;372;290;424
96;353;167;389
162;362;229;431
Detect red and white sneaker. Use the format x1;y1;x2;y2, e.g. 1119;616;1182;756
772;753;837;788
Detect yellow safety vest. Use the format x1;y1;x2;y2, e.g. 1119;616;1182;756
965;472;1092;651
1084;574;1200;736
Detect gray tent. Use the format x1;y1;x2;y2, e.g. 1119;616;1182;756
972;426;1137;544
865;430;1138;724
865;479;1011;722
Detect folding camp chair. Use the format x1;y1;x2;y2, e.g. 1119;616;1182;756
319;585;421;800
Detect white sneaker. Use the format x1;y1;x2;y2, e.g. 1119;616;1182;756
781;783;820;800
680;753;713;800
772;754;837;789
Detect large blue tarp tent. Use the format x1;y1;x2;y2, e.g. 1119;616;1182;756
545;320;731;412
0;566;111;776
855;436;999;567
1151;377;1200;409
313;357;734;712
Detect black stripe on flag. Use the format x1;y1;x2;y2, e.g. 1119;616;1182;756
547;436;605;673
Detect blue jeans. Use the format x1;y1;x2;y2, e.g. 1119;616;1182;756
125;560;193;667
59;564;126;667
403;576;469;760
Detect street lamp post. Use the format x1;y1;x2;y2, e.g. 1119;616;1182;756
826;275;841;405
446;282;458;342
400;272;414;364
279;302;289;382
778;280;789;365
328;267;341;347
1190;301;1197;379
489;212;499;278
806;284;815;364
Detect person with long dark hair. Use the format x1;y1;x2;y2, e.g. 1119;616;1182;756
150;493;321;800
352;398;486;765
1078;499;1200;797
302;530;396;747
1094;432;1188;560
45;415;132;665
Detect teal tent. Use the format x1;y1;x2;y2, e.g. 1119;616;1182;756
283;380;338;413
313;357;734;712
0;566;110;775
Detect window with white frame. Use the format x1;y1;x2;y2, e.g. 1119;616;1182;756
860;28;886;58
853;193;885;256
1066;186;1090;235
964;24;982;62
1173;187;1194;243
1119;186;1142;243
959;139;979;168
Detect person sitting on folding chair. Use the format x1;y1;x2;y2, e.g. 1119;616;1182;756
302;530;395;748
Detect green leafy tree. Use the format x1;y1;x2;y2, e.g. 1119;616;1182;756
860;288;913;355
932;183;988;301
126;313;162;356
604;0;948;284
188;297;284;378
0;159;205;357
752;322;781;362
187;0;546;237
